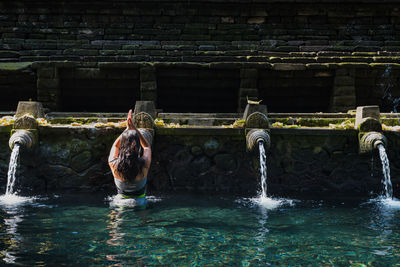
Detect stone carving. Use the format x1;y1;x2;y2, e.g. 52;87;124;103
14;115;38;129
245;112;269;129
133;112;154;129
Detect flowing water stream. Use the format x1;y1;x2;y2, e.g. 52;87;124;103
377;143;393;199
6;144;20;196
258;141;267;198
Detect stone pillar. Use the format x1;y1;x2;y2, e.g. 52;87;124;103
330;68;356;112
36;63;60;111
238;68;258;112
140;65;157;102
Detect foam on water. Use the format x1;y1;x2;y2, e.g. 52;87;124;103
253;196;295;209
0;194;35;207
369;196;400;209
237;196;295;210
107;194;162;208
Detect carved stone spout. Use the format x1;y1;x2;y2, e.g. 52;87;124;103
9;130;35;150
246;129;271;152
359;131;387;154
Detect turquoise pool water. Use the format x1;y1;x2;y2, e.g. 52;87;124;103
0;194;400;266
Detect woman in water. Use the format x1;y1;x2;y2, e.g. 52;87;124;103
108;109;151;208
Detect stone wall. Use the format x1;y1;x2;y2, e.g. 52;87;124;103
1;0;400;62
1;126;400;198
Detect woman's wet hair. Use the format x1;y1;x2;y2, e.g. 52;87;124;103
116;130;145;181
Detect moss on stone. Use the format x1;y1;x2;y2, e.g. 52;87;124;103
49;118;106;124
381;118;400;126
0;62;32;71
269;118;355;127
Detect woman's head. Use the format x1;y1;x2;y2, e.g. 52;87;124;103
120;130;141;155
116;130;145;181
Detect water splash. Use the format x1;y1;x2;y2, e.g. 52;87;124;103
6;144;20;195
252;141;294;210
377;143;393;199
258;141;267;198
107;195;162;209
0;194;34;206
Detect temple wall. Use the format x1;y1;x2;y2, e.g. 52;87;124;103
1;126;400;198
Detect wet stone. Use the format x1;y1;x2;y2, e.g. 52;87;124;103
70;151;92;172
214;153;237;172
203;139;219;157
191;146;203;156
190;156;212;174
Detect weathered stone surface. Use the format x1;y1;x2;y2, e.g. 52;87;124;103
272;63;306;71
1;125;400;198
15;101;44;118
333;86;355;96
37;78;59;90
334;76;355;86
70;151;92;172
214;153;237;172
141;81;157;91
13;115;38;129
0;1;399;63
203;138;219;157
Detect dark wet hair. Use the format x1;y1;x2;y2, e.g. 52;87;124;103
116;130;145;181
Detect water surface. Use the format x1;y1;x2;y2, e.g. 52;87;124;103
0;194;400;266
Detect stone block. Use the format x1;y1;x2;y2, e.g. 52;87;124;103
272;63;306;71
355;105;380;127
37;67;55;79
314;71;333;77
37;78;59;90
335;68;354;76
334;76;355;86
240;68;258;78
63;49;98;56
133;101;157;119
247;17;265;24
240;78;257;88
239;88;258;97
305;63;330;70
74;68;103;79
141;90;157;101
140;67;156;82
141;81;157;91
332;95;356;107
0;50;19;58
15;101;44;118
333;86;356;96
221;17;234;24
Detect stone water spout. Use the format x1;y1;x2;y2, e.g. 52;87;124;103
243;103;270;152
9;130;35;150
133;101;156;146
9;101;43;151
246;129;271;151
359;131;387;154
355;106;386;153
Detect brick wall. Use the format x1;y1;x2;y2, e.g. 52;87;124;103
1;0;400;62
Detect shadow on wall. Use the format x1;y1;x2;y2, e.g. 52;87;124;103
258;70;334;113
356;67;400;112
0;69;37;111
156;67;240;113
59;68;141;112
